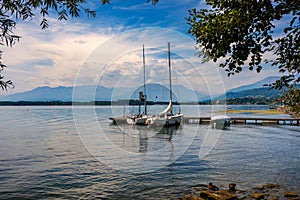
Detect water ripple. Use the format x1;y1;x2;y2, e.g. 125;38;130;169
0;106;299;199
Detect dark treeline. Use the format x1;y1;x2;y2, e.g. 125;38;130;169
0;101;75;106
223;97;275;105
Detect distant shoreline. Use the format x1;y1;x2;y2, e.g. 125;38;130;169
0;100;275;106
0;100;184;106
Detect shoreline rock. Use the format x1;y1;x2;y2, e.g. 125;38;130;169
252;192;266;200
284;191;299;198
200;190;237;200
182;182;299;200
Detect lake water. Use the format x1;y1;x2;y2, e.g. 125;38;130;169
0;105;299;199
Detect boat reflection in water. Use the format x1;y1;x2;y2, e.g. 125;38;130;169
110;123;181;154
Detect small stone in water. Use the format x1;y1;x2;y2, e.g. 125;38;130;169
228;183;236;192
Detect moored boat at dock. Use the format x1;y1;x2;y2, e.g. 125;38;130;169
146;42;183;127
210;115;231;129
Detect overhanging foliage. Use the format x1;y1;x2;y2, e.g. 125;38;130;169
187;0;299;89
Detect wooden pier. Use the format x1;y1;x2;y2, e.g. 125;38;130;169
184;117;300;126
110;116;300;126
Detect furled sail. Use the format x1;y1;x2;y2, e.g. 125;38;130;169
158;100;172;117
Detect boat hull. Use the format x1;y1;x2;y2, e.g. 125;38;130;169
165;114;183;126
127;115;149;125
211;116;231;129
148;114;183;127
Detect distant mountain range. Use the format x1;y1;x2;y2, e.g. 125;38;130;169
0;83;208;102
221;76;283;100
224;87;281;99
0;76;290;102
227;76;280;93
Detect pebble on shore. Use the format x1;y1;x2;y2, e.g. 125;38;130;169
252;192;265;200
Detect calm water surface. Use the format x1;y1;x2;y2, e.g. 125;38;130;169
0;105;299;199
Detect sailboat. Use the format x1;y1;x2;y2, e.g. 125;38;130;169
147;42;184;127
126;45;151;125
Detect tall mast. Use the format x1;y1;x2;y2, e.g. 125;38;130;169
168;42;173;115
143;44;147;115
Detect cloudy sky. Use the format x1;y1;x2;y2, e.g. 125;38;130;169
2;0;282;95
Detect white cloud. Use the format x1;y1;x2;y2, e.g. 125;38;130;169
1;21;278;96
3;19;112;93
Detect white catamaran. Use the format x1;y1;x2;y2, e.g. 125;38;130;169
127;45;151;125
147;42;183;127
